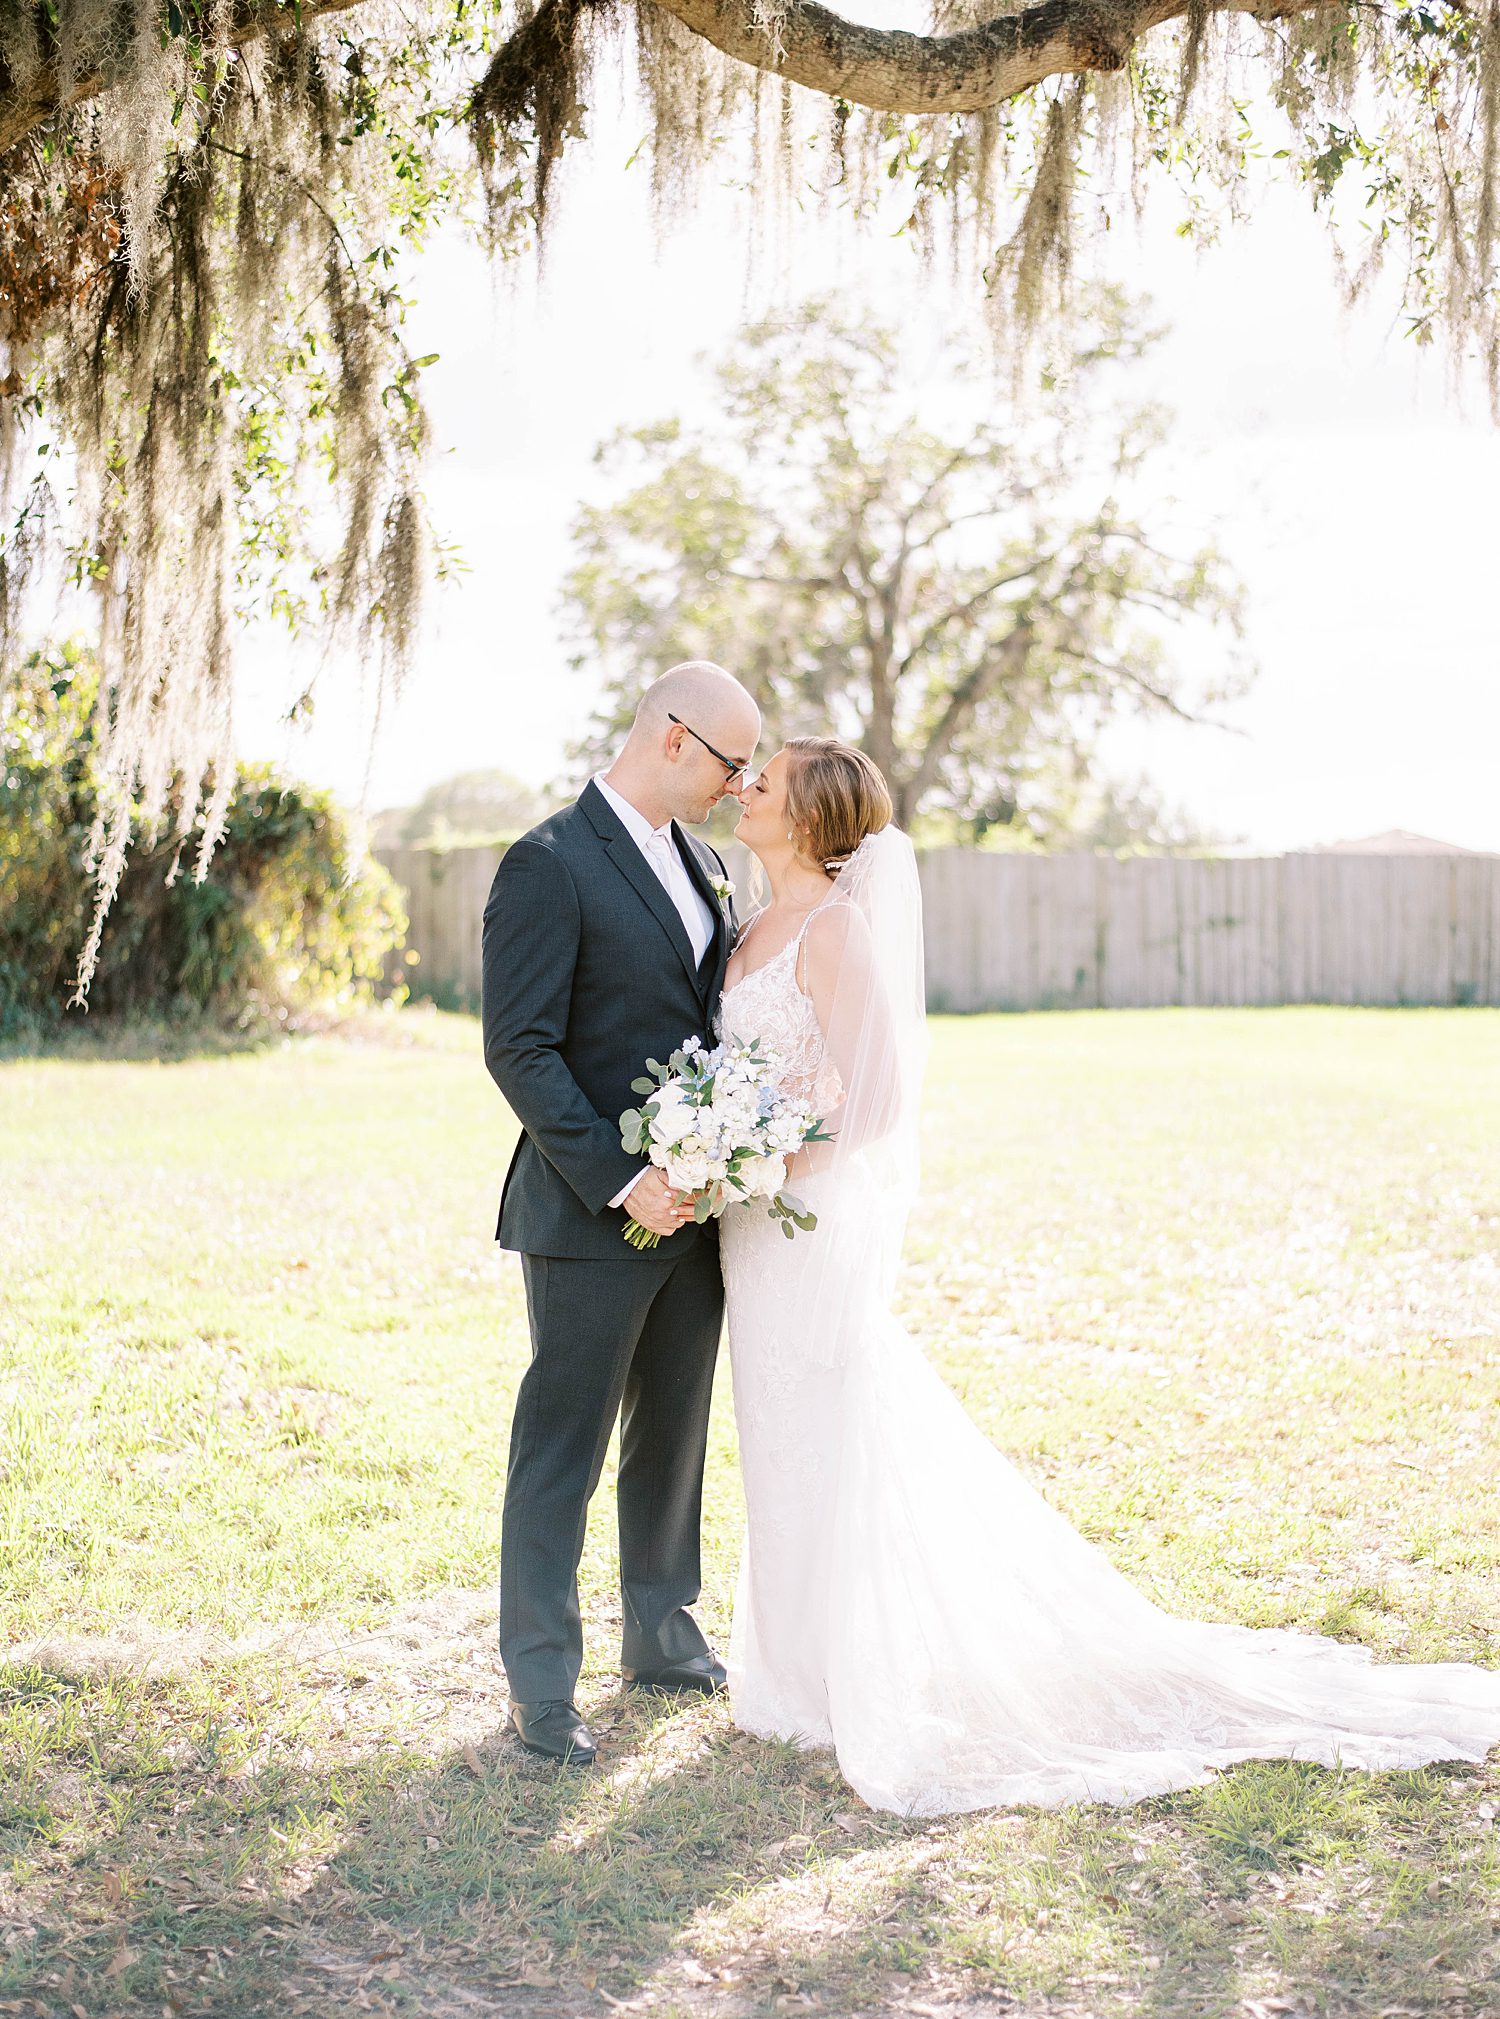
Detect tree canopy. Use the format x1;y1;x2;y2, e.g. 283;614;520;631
566;295;1245;838
2;0;1496;984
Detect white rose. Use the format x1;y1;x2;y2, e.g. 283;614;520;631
649;1098;699;1148
668;1149;713;1191
737;1152;787;1199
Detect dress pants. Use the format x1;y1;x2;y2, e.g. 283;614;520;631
498;1234;724;1704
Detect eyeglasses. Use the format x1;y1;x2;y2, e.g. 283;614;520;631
667;712;751;785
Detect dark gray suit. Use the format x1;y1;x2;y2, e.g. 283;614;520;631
482;780;737;1703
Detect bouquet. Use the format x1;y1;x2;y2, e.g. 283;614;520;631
618;1035;835;1249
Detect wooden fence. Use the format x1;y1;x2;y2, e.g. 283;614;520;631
376;844;1500;1013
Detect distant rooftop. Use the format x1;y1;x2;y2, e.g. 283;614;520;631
1311;828;1482;856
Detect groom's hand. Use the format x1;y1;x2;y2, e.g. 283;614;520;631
624;1169;695;1238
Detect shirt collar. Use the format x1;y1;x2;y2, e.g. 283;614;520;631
593;772;672;850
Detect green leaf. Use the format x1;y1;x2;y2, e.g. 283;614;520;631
630;1077;656;1095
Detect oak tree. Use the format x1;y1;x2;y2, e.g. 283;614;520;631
564;296;1245;835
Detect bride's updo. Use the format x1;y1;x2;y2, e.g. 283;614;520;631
783;738;894;877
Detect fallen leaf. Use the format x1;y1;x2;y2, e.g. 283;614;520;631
104;1946;138;1980
462;1746;486;1778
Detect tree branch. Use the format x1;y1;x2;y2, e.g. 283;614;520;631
723;568;843;589
898;619;1035;809
897;558;1047;675
1052;641;1215;723
3;0;1344;162
647;0;1335;116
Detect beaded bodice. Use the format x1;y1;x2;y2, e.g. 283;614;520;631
717;927;843;1110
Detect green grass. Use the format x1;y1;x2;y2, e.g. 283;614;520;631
2;1005;1498;2018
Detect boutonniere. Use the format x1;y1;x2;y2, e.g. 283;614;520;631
709;873;735;908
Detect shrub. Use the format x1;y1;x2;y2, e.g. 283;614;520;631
1;641;408;1034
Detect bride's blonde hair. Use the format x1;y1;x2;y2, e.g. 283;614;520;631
783;738;894;876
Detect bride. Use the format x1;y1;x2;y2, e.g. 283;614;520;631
716;735;1500;1818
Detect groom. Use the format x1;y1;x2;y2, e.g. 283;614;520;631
481;662;761;1766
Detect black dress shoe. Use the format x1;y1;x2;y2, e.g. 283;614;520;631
621;1650;728;1696
510;1700;598;1765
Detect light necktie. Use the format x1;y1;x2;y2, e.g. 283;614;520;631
645;827;676;881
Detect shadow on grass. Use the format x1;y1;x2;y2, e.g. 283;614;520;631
0;1002;472;1064
0;1016;289;1064
4;1655;1498;2019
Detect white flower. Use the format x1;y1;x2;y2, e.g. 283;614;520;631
710;1091;758;1134
667;1148;714;1191
737;1152;787;1199
649;1099;699;1149
765;1114;808;1156
709;874;735;906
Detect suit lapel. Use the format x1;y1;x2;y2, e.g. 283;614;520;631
675;825;732;1004
581;782;702;995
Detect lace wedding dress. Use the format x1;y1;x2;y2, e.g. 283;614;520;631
716;831;1500;1818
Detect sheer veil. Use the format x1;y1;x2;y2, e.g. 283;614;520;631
791;823;927;1365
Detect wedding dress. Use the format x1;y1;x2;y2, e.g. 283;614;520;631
716;828;1500;1817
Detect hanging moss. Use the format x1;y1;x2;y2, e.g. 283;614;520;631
2;0;1500;995
2;9;442;998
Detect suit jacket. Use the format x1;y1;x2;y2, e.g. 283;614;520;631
481;780;738;1260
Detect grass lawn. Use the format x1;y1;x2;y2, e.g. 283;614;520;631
2;1006;1498;2019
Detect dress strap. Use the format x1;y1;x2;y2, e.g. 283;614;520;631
792;884;844;944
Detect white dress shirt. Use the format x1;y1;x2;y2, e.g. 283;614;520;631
592;773;718;1209
592;773;716;964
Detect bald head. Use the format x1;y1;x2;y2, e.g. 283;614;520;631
608;660;761;829
633;662;760;750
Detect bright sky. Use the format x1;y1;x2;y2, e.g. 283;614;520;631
236;32;1500;854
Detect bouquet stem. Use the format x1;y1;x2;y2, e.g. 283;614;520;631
621;1218;663;1250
